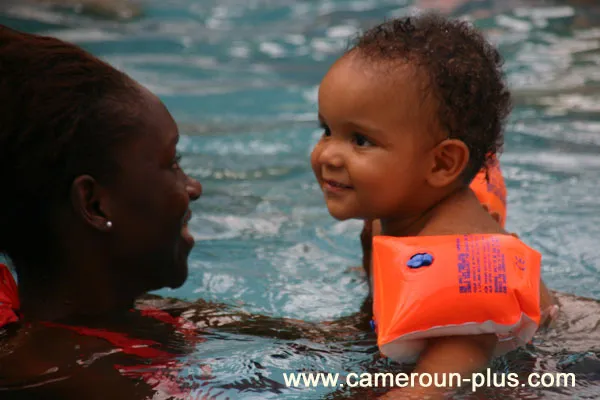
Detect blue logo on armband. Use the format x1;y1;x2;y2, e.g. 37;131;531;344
407;253;433;268
369;319;377;332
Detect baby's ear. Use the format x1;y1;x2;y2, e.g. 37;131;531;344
426;139;470;188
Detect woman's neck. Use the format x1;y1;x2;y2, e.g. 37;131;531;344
17;267;138;322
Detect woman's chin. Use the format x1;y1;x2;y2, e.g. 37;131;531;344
160;261;188;290
168;267;188;289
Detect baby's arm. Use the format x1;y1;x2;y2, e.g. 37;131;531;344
509;233;559;326
379;334;497;399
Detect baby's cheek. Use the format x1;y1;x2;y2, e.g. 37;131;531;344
310;148;322;177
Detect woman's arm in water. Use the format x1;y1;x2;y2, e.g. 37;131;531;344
540;279;559;327
137;295;370;342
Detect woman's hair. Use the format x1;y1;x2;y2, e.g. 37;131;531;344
0;25;141;270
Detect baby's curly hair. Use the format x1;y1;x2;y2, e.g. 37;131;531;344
350;13;512;182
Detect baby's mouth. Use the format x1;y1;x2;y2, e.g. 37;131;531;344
324;179;353;189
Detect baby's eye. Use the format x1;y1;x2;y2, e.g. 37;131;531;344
352;133;374;147
320;123;331;138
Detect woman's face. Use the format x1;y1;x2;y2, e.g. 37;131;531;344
106;87;202;291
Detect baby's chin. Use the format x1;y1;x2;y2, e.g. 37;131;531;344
326;206;361;221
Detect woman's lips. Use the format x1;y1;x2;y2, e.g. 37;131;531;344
183;209;192;224
181;225;195;247
181;210;194;246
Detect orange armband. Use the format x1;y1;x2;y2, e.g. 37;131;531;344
371;234;541;363
470;156;507;227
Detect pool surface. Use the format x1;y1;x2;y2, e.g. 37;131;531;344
1;0;600;398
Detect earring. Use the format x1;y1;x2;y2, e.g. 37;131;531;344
106;221;113;228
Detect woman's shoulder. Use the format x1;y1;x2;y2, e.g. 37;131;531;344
0;316;176;399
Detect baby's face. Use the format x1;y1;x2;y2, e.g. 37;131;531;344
311;54;439;221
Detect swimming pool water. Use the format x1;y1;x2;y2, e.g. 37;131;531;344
2;0;600;398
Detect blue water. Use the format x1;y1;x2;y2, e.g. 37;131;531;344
2;0;600;398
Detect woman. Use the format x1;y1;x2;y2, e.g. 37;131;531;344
0;25;364;399
0;22;204;398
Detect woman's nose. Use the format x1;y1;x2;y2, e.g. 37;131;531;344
186;176;202;201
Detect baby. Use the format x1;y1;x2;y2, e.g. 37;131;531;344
311;13;556;397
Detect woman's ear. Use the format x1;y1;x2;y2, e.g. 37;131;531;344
70;175;112;231
426;139;470;188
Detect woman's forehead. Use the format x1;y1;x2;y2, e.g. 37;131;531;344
110;96;179;173
132;89;179;149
